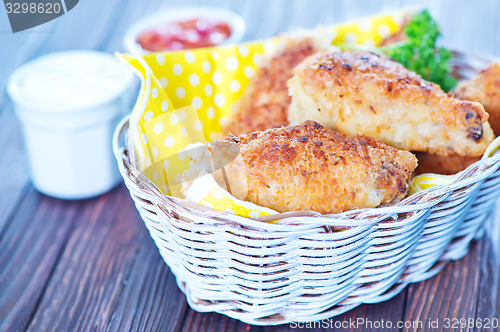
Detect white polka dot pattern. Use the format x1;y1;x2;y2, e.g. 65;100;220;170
189;73;200;87
156;53;165;65
212;71;223;85
172;63;183;75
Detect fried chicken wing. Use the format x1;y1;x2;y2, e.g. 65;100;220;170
454;62;500;136
287;51;494;157
222;33;334;136
217;121;417;214
416;62;500;175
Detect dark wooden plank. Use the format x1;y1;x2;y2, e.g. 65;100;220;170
1;1;500;332
0;188;82;331
0;29;53;109
22;185;196;332
402;241;482;332
329;294;408;332
33;0;123;55
100;0;172;53
495;0;500;57
257;293;408;332
24;186;146;331
102;230;190;332
180;311;258;332
240;0;290;40
474;204;500;331
0;108;30;236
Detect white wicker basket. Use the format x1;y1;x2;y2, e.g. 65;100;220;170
113;52;500;325
113;117;500;326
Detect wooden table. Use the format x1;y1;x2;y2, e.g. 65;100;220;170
1;0;500;330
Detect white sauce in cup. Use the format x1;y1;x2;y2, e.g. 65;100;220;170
8;51;133;199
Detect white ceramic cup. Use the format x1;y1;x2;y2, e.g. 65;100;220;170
8;50;133;199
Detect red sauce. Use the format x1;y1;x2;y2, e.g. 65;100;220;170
137;18;233;52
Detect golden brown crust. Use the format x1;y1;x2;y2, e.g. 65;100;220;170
219;121;418;214
222;37;322;136
415;153;480;175
454;62;500;136
288;51;493;157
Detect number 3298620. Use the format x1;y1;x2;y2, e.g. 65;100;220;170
443;317;499;329
5;2;62;14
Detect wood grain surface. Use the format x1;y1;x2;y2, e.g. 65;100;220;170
1;0;500;331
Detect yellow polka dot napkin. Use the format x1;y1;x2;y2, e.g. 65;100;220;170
117;11;407;217
184;173;277;218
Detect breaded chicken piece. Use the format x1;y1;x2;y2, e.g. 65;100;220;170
222;34;333;136
416;63;500;175
288;51;494;157
454;62;500;136
217;121;417;214
415;153;480;175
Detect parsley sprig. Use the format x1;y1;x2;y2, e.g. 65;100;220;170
383;10;456;91
338;10;457;91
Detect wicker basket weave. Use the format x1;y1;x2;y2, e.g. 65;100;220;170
113;53;500;326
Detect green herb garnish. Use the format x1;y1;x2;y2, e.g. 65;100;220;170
338;10;457;91
384;10;456;91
